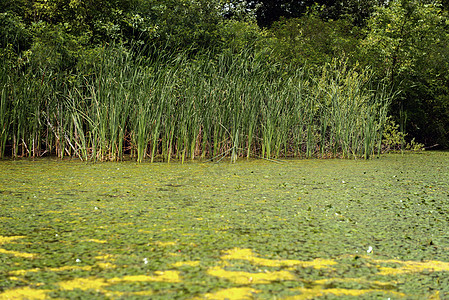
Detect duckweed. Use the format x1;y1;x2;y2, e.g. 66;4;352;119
1;152;449;299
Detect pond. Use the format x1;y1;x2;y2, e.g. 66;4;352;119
1;152;448;299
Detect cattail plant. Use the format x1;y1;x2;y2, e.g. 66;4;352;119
0;46;393;161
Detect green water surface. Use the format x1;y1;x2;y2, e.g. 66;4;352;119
1;152;448;299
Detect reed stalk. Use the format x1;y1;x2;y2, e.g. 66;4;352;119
0;46;394;161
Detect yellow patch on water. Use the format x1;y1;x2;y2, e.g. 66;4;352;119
429;290;441;300
207;266;295;284
96;262;116;269
45;210;63;214
222;248;336;269
0;287;50;300
377;259;449;275
287;287;405;299
313;277;397;289
0;236;34;258
201;287;259;300
0;236;25;244
9;268;41;276
0;248;36;258
154;241;177;246
56;272;179;294
10;265;93;276
7;276;20;281
84;239;108;244
103;291;125;298
171;260;200;267
58;277;109;291
95;254;116;260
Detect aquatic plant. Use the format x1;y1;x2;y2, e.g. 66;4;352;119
0;47;394;161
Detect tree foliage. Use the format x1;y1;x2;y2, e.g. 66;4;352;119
235;0;389;27
267;13;362;67
361;0;449;146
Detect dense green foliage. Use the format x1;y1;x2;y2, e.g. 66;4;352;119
361;0;449;147
1;0;448;160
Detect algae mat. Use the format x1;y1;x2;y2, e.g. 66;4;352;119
1;152;448;299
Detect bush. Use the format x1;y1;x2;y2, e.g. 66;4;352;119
265;14;361;68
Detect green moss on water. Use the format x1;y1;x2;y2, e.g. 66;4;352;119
1;152;449;299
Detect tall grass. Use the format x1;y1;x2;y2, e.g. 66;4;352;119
0;64;10;158
0;46;393;161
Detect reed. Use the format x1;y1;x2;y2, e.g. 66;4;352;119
0;46;394;161
0;68;10;158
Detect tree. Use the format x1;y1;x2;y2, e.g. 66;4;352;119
361;0;449;146
229;0;388;27
0;13;31;53
267;14;361;67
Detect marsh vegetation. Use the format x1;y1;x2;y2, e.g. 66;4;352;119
1;0;449;161
0;49;393;162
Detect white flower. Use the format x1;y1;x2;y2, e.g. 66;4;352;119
367;246;373;253
143;258;149;264
76;259;81;262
